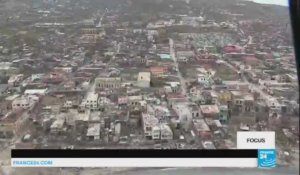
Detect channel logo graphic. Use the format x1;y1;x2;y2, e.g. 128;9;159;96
258;149;276;168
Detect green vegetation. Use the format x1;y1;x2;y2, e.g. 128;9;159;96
150;79;165;87
7;31;42;47
276;129;289;148
21;31;42;46
215;65;238;80
0;27;15;36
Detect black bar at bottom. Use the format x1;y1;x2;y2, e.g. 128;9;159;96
12;149;257;158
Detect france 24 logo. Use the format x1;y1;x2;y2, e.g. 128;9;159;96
258;149;276;168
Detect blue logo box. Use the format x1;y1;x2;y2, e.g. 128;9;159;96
258;149;276;168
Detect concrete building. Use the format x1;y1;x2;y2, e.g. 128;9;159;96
267;98;282;115
31;74;44;81
142;113;159;138
0;84;8;96
202;140;216;149
8;74;24;87
193;119;211;139
83;92;99;110
219;105;230;124
87;123;101;141
53;67;73;73
152;125;161;140
173;103;193;131
152;124;173;140
12;95;39;110
95;77;121;90
50;117;65;134
230;91;254;114
80;28;105;44
199;105;220;119
137;72;151;88
177;50;194;57
128;95;143;107
0;62;19;75
24;89;48;96
160;124;173;140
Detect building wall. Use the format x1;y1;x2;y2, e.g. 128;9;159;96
54;67;73;73
144;126;153;137
85;100;98;110
137;72;151;88
137;80;150;88
152;127;160;140
12;99;30;110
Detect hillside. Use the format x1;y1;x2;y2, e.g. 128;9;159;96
1;0;290;24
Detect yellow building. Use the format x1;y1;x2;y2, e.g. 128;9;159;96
218;91;232;105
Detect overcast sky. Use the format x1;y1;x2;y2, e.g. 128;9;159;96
252;0;289;6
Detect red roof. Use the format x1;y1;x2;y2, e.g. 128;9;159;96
223;45;244;53
243;56;259;65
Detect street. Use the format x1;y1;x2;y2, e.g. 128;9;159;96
169;38;187;96
220;59;271;101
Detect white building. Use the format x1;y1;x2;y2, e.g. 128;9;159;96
24;89;48;96
160;124;173;140
177;56;189;63
173;103;193;131
198;73;209;84
128;95;143;107
50;117;65;134
152;125;161;140
143;114;173;140
87;123;101;140
142;113;159;138
202;141;216;149
31;74;44;81
83;92;99;110
137;72;151;88
53;67;73;73
267;98;281;114
63;101;73;109
177;51;194;58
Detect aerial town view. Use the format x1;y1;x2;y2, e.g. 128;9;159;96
0;0;299;174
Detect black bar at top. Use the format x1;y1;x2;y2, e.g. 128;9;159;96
11;149;257;158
